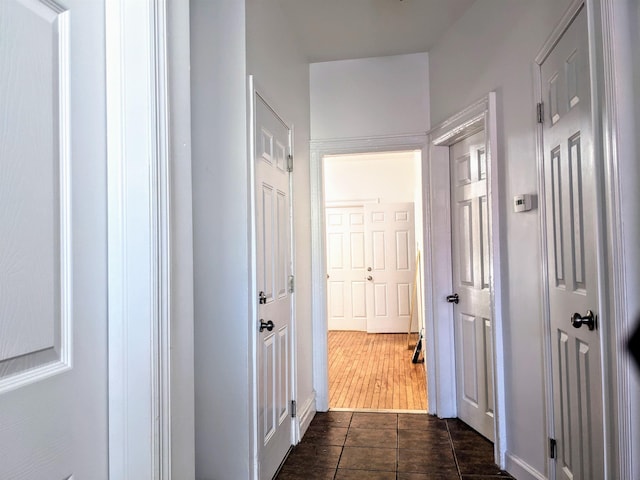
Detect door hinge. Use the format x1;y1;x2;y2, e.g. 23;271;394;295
549;438;557;459
287;154;293;172
291;400;297;418
537;102;544;124
288;275;295;294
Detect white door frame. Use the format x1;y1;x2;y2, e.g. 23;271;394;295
310;134;428;412
426;93;507;466
106;0;173;477
595;1;640;475
248;77;298;479
535;0;636;477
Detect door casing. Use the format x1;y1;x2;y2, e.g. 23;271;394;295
106;0;177;477
310;134;429;413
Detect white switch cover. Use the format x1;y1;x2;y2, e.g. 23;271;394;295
513;194;532;212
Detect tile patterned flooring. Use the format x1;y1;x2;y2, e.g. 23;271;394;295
275;411;515;480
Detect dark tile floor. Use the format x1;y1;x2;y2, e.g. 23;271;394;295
275;411;515;480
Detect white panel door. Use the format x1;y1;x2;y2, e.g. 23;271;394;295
364;203;415;333
0;0;108;478
541;7;604;479
326;206;367;331
450;131;494;441
255;93;293;480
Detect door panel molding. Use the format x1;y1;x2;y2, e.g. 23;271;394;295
310;134;428;412
0;0;71;394
427;93;506;465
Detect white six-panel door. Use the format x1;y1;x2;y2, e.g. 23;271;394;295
326;207;368;331
364;203;415;334
450;131;495;441
255;93;293;480
0;0;109;478
541;7;604;479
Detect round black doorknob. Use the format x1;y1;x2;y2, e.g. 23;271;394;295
446;293;459;304
571;310;596;331
259;319;274;332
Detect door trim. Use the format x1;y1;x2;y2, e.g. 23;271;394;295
106;0;172;478
248;77;297;480
594;1;637;477
535;1;635;477
310;134;428;412
427;93;506;466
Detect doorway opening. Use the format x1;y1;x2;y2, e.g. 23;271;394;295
322;150;428;412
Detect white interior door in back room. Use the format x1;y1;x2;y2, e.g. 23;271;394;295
326;206;367;331
365;202;416;334
326;203;416;334
0;0;109;477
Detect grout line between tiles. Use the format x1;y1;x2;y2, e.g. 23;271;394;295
446;419;463;480
331;411;353;479
396;417;399;475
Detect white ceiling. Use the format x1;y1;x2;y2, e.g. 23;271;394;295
275;0;476;63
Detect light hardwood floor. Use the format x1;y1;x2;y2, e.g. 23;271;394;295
328;331;427;411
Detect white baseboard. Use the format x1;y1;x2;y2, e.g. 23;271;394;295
297;391;316;442
505;452;547;480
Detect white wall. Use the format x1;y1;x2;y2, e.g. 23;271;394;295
311;53;429;139
246;0;314;436
324;151;418;203
190;2;251;479
168;0;195;478
429;0;573;477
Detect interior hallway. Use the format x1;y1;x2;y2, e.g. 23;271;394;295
329;332;427;411
276;411;514;479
